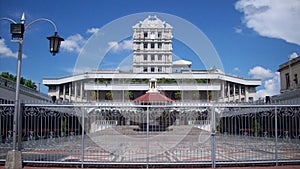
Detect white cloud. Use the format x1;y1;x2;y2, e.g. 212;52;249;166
289;52;299;60
248;66;280;99
235;0;300;46
256;72;280;98
108;40;133;52
60;34;85;53
234;27;243;34
0;38;26;58
86;28;100;34
248;66;274;79
233;67;240;72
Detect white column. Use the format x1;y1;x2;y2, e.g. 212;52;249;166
221;81;225;102
74;82;77;102
57;85;60;99
227;82;230;102
239;85;242;102
68;83;71;101
80;81;83;101
233;84;236;102
245;86;249;102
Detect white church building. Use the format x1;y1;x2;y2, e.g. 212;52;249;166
43;16;261;103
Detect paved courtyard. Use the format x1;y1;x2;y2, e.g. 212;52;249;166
5;126;296;164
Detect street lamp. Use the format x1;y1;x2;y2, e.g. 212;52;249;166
47;32;64;55
0;13;64;169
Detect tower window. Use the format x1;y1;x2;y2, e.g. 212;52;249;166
136;43;140;50
151;43;155;49
158;32;162;38
158;67;162;72
143;67;148;72
158;43;162;49
158;55;162;61
151;55;155;61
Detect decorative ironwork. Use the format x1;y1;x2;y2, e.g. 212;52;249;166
0;103;299;167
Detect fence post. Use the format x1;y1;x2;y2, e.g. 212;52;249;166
275;106;278;166
211;104;216;168
146;106;149;169
81;108;85;168
17;103;24;151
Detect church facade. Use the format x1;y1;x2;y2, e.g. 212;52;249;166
43;16;261;103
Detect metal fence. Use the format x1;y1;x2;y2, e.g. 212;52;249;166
0;102;299;168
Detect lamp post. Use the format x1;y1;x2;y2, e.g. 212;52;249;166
1;13;64;169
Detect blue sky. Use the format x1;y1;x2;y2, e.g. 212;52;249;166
0;0;299;98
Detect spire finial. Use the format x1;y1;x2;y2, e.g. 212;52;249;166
21;12;25;24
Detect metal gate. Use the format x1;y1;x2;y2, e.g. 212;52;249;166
0;102;299;167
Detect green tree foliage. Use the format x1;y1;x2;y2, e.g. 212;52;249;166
105;91;112;100
174;91;181;100
1;72;37;89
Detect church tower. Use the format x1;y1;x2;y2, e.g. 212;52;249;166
132;15;173;73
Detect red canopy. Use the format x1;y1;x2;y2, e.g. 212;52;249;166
133;92;173;103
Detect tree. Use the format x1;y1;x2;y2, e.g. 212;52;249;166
25;80;37;89
1;72;9;79
1;72;15;81
105;91;112;100
174;91;181;100
1;72;37;90
20;77;26;85
126;91;133;100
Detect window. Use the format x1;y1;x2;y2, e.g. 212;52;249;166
229;83;233;96
158;43;162;49
158;55;162;61
151;43;155;49
158;67;162;72
235;85;239;94
158;32;161;38
285;73;290;89
294;74;298;85
143;55;147;61
49;85;56;91
151;67;155;72
143;67;148;72
76;83;81;97
136;43;140;50
65;84;69;94
71;83;75;96
144;32;148;38
143;43;147;49
248;97;254;103
241;86;245;95
151;55;155;61
248;87;256;93
59;85;63;95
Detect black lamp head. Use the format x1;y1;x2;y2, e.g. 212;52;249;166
10;23;25;39
47;32;64;55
